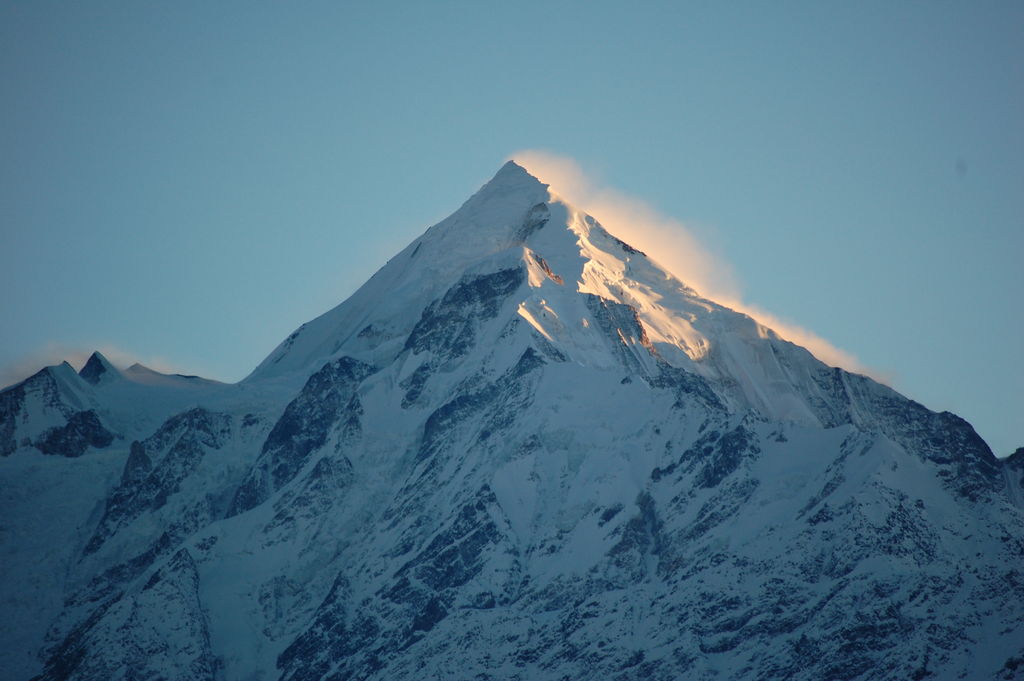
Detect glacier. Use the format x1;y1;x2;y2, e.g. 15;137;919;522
1;160;1021;681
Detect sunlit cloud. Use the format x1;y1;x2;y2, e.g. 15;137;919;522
509;149;877;379
510;150;741;301
0;342;186;389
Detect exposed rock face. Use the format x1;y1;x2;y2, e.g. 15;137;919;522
230;357;377;515
33;549;216;681
77;352;117;386
35;410;114;457
84;408;233;556
2;162;1021;681
1;365;99;457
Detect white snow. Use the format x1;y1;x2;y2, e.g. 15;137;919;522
1;160;1019;681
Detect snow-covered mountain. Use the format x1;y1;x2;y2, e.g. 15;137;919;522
2;161;1021;681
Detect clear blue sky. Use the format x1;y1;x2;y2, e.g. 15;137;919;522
1;2;1021;455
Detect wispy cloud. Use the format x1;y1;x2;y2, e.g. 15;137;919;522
510;149;876;378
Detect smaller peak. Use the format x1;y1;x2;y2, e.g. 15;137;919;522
36;361;79;383
52;361;82;381
122;362;224;388
79;351;119;385
1;361;80;394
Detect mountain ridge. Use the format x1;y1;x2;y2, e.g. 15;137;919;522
1;161;1020;681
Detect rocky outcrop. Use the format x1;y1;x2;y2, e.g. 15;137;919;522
35;410;114;457
230;356;376;515
33;550;216;681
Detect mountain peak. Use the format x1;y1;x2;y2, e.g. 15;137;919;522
79;351;119;385
4;160;1020;681
459;160;550;215
491;159;546;188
